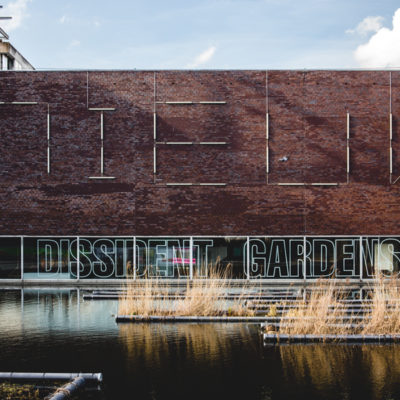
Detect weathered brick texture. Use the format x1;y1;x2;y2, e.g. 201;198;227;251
0;70;399;236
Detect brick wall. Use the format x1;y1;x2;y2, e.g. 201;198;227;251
0;70;398;236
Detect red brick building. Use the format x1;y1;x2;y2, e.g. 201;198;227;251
0;70;399;281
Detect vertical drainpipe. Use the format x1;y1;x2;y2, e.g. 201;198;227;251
20;236;24;281
189;237;193;280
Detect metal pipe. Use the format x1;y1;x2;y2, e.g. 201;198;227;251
198;101;226;104
199;142;227;145
347;146;350;173
153;146;156;174
165;101;193;104
100;146;104;175
390;147;393;174
153;112;156;140
100;112;104;140
47;146;50;174
88;107;115;111
48;377;87;400
47;112;50;141
0;372;102;382
390;113;393;140
166;142;193;145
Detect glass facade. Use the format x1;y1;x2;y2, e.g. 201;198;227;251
0;237;21;279
1;236;400;280
79;238;132;279
136;238;190;278
193;237;247;279
247;237;304;279
23;237;77;279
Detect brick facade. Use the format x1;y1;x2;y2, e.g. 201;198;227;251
0;70;399;236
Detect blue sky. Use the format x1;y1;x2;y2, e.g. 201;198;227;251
1;0;400;69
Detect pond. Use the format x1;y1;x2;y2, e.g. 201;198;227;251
0;289;400;400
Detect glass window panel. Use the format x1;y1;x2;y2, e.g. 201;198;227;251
248;237;304;279
306;237;360;279
193;237;247;279
79;238;133;279
136;238;191;278
0;237;21;279
362;237;400;278
23;238;77;279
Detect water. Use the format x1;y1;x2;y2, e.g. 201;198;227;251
1;289;400;399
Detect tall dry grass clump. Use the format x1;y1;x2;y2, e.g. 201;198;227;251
118;266;254;317
278;280;357;335
362;275;400;335
118;277;169;317
266;275;400;337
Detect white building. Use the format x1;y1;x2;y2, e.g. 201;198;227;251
0;6;33;70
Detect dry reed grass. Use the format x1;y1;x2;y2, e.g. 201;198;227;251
118;265;255;317
277;280;357;335
362;275;400;335
266;275;400;337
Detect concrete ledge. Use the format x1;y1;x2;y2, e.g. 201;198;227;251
263;333;400;342
116;315;271;323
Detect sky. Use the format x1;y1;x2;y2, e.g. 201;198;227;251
1;0;400;70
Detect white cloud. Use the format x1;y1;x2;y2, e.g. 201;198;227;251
187;46;216;68
354;9;400;68
68;39;80;48
346;16;384;36
59;15;68;24
1;0;31;32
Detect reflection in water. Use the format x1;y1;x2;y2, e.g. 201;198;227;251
117;322;266;400
279;344;400;400
280;344;355;394
362;345;400;399
3;289;400;399
0;289;118;337
119;323;255;365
